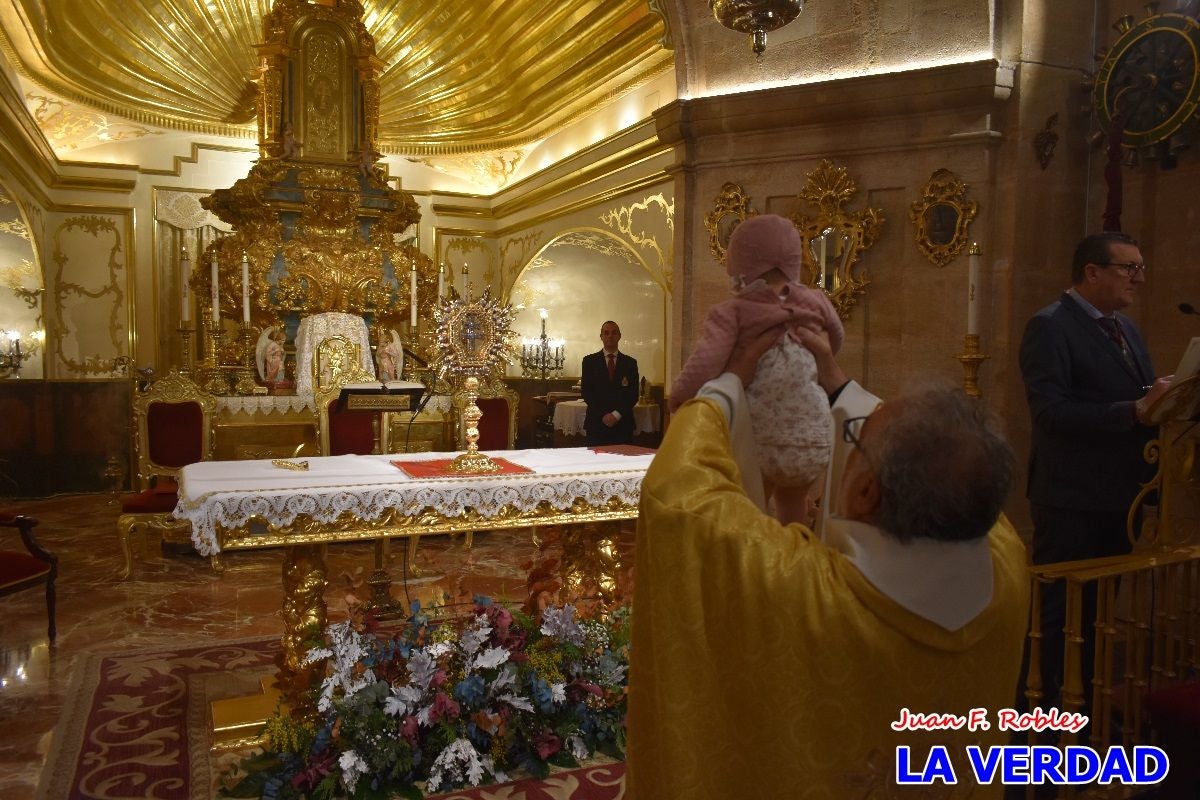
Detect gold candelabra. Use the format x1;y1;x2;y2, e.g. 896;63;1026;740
449;376;502;474
956;334;989;399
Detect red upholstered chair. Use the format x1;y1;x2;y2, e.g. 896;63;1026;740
117;370;215;579
314;336;385;456
1;514;58;641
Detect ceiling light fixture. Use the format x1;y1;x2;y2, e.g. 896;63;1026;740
710;0;805;57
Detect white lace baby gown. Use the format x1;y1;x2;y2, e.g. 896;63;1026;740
744;334;833;488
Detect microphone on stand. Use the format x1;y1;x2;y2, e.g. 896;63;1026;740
404;368;442;453
1179;302;1200;317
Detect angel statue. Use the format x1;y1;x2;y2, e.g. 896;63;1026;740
376;329;404;382
255;326;291;388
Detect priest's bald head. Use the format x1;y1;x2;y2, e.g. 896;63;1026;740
838;386;1015;542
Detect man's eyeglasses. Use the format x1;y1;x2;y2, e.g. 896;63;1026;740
1096;261;1146;277
842;415;870;451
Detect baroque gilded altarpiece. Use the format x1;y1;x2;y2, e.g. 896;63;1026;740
191;0;436;387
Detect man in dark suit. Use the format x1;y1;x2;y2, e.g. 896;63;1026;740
1019;231;1173;709
581;320;639;446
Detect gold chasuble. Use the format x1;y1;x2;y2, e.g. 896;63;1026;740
627;398;1029;799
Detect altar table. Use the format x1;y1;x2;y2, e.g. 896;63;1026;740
174;447;654;668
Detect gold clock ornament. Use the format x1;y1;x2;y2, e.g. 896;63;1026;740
1094;10;1200;151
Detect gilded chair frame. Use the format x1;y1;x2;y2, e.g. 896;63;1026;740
131;369;217;489
118;369;217;579
313;336;384;456
451;374;519;450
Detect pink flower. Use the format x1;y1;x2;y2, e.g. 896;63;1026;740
532;730;562;760
430;669;448;689
400;715;419;743
430;691;460;723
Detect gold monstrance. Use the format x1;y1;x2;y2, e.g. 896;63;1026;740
433;282;516;473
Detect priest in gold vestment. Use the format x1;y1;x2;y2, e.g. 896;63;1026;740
627;330;1030;798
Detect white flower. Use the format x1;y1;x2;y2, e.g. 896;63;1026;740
383;683;424;717
540;605;585;646
301;646;332;665
407;650;438;690
497;693;534;712
471;645;510;671
339;749;369;794
426;640;455;660
550;682;566;703
459;614;492;658
426;738;499;792
489;663;517;694
566;732;589;760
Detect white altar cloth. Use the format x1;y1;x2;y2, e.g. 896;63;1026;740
552;399;661;436
175;447;654;556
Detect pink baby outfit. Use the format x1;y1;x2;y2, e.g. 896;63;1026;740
670;214;844;490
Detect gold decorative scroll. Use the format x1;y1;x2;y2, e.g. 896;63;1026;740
704;182;757;263
789;160;885;321
909;168;978;268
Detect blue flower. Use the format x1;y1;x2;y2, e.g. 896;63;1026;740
453;674;487;706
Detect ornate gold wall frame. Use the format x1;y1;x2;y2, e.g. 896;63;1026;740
789;161;885;320
909;169;978;268
51;215;128;376
704;183;758;262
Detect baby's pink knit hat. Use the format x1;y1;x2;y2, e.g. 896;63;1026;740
725;214;803;283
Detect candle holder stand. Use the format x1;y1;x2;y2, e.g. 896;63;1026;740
449;376;502;474
199;311;230;395
233;323;258;395
177;323;195;376
955;333;989;400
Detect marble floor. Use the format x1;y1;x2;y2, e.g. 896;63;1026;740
0;493;634;800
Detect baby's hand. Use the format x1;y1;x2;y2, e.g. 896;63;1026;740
792;327;832;358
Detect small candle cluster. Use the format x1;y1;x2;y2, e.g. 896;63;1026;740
520;308;565;379
0;328;42;377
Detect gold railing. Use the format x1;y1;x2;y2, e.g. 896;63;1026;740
1025;544;1200;799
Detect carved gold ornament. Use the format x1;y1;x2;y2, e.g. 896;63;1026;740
909;169;978;268
704;182;758;263
789;161;885;320
51;215;129;376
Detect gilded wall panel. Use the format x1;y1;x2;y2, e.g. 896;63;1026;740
0;183;44;379
48;215;129;378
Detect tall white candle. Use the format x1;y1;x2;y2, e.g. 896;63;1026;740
437;263;445;298
180;248;191;323
817;233;827;291
241;253;250;324
967;243;981;335
210;256;220;322
410;264;418;327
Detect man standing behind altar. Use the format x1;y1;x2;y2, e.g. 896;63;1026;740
581;320;638;446
627;326;1029;798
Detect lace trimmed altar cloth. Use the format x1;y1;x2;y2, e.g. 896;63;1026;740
174;447;654;555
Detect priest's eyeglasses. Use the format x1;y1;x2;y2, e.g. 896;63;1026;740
842;415;870;452
1097;261;1146;277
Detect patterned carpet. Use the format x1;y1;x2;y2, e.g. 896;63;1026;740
38;637;625;799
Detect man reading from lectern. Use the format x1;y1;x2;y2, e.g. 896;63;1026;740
1019;231;1173;710
628;325;1029;798
581;320;638;446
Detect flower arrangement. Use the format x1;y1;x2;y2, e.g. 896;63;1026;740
222;597;630;799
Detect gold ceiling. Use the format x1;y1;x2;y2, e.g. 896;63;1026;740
0;0;672;155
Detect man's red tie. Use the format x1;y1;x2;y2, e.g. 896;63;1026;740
607;353;616;380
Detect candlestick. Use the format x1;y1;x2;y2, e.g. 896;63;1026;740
817;234;827;291
410;263;418;327
437;263;445;298
180;247;191;322
967;242;981;336
210;256;220;323
462;263;470;301
241;253;250;323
